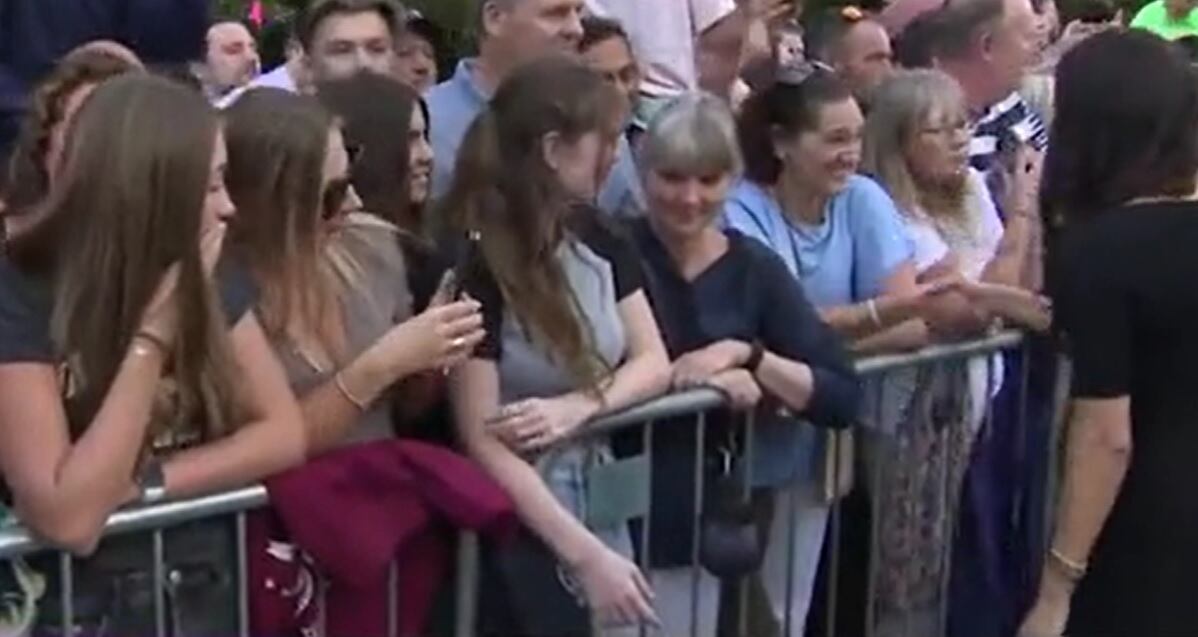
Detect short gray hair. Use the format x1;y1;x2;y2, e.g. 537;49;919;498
932;0;1006;61
640;92;743;179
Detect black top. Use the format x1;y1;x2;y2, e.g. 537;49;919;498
1053;201;1198;636
0;255;258;364
463;211;644;363
622;218;860;567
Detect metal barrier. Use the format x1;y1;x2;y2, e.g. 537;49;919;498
0;331;1036;637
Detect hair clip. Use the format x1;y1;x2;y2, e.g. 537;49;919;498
841;5;866;21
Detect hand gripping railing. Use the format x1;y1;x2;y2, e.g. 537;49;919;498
0;330;1031;637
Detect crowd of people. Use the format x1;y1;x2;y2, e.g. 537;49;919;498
0;0;1196;636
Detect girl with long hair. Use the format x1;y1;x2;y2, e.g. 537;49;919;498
223;86;483;455
0;74;306;632
443;56;669;635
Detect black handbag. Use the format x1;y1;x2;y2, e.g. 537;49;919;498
699;440;764;579
478;529;592;637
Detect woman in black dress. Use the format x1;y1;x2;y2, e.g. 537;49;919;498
1019;31;1198;637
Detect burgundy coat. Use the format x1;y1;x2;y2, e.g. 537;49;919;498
247;439;516;637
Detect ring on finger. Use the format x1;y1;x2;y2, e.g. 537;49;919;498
451;336;467;349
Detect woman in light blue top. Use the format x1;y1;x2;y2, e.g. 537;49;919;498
722;66;957;636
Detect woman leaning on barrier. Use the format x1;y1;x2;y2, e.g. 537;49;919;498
621;92;862;637
441;56;670;636
1019;30;1198;637
222;87;483;456
724;63;953;635
856;68;1053;636
0;75;307;634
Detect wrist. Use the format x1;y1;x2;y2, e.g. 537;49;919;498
720;339;753;368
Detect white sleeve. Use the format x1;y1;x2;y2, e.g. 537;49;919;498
690;0;738;35
971;169;1005;263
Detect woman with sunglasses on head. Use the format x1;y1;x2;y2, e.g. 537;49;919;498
0;74;307;634
443;56;670;635
223;87;484;456
725;64;959;636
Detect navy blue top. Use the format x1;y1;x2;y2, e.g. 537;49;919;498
620;217;860;566
0;0;209;157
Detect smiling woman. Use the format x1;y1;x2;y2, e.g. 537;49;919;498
223;87;484;455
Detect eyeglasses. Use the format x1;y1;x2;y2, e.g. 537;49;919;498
321;176;353;221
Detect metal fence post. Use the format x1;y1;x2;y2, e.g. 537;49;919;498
454;531;480;637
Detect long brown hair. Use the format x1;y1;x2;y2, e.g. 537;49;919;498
441;56;623;391
8;74;242;442
223;88;349;362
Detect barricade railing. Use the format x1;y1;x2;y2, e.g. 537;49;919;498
0;330;1037;637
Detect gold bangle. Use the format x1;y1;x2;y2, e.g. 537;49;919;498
131;331;170;358
1048;547;1087;582
333;371;370;411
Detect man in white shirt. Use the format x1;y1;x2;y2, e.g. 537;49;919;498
583;0;789;116
219;0;404;108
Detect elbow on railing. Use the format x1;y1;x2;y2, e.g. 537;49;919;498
15;499;108;556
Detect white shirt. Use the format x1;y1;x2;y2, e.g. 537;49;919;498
215;65;298;109
901;168;1005;433
585;0;736;97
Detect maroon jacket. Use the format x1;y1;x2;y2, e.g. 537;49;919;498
247;439;516;637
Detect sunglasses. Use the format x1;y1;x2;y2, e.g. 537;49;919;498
321;176;353;221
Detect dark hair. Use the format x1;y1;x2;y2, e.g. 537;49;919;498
805;7;872;63
580;15;631;53
441;56;623;391
317;72;427;233
931;0;1005;61
1042;30;1198;229
893;9;946;68
738;70;855;184
296;0;404;51
259;14;297;69
9;75;242;440
3;45;141;217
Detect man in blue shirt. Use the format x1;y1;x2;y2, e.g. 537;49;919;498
427;0;644;215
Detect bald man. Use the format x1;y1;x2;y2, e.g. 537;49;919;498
197;21;260;102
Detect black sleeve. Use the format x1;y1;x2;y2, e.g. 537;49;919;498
398;234;449;313
214;257;260;328
461;253;505;361
0;259;55;363
755;247;861;429
575;210;645;300
1055;230;1130;398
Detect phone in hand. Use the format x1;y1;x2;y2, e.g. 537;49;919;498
441;229;481;301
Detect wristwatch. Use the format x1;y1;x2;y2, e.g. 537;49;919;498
136;458;167;505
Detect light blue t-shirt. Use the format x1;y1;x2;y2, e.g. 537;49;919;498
723;175;913;309
426;59;644;215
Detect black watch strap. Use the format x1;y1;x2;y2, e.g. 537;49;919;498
743;341;765;373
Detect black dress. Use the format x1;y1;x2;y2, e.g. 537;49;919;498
1052;201;1198;636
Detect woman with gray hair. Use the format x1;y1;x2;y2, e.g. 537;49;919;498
620;92;861;636
860;68;1050;635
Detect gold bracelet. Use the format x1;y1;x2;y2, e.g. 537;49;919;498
131;331;170;358
1048;547;1087;582
333;371;370;411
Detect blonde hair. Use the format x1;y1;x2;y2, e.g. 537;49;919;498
862;69;970;225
